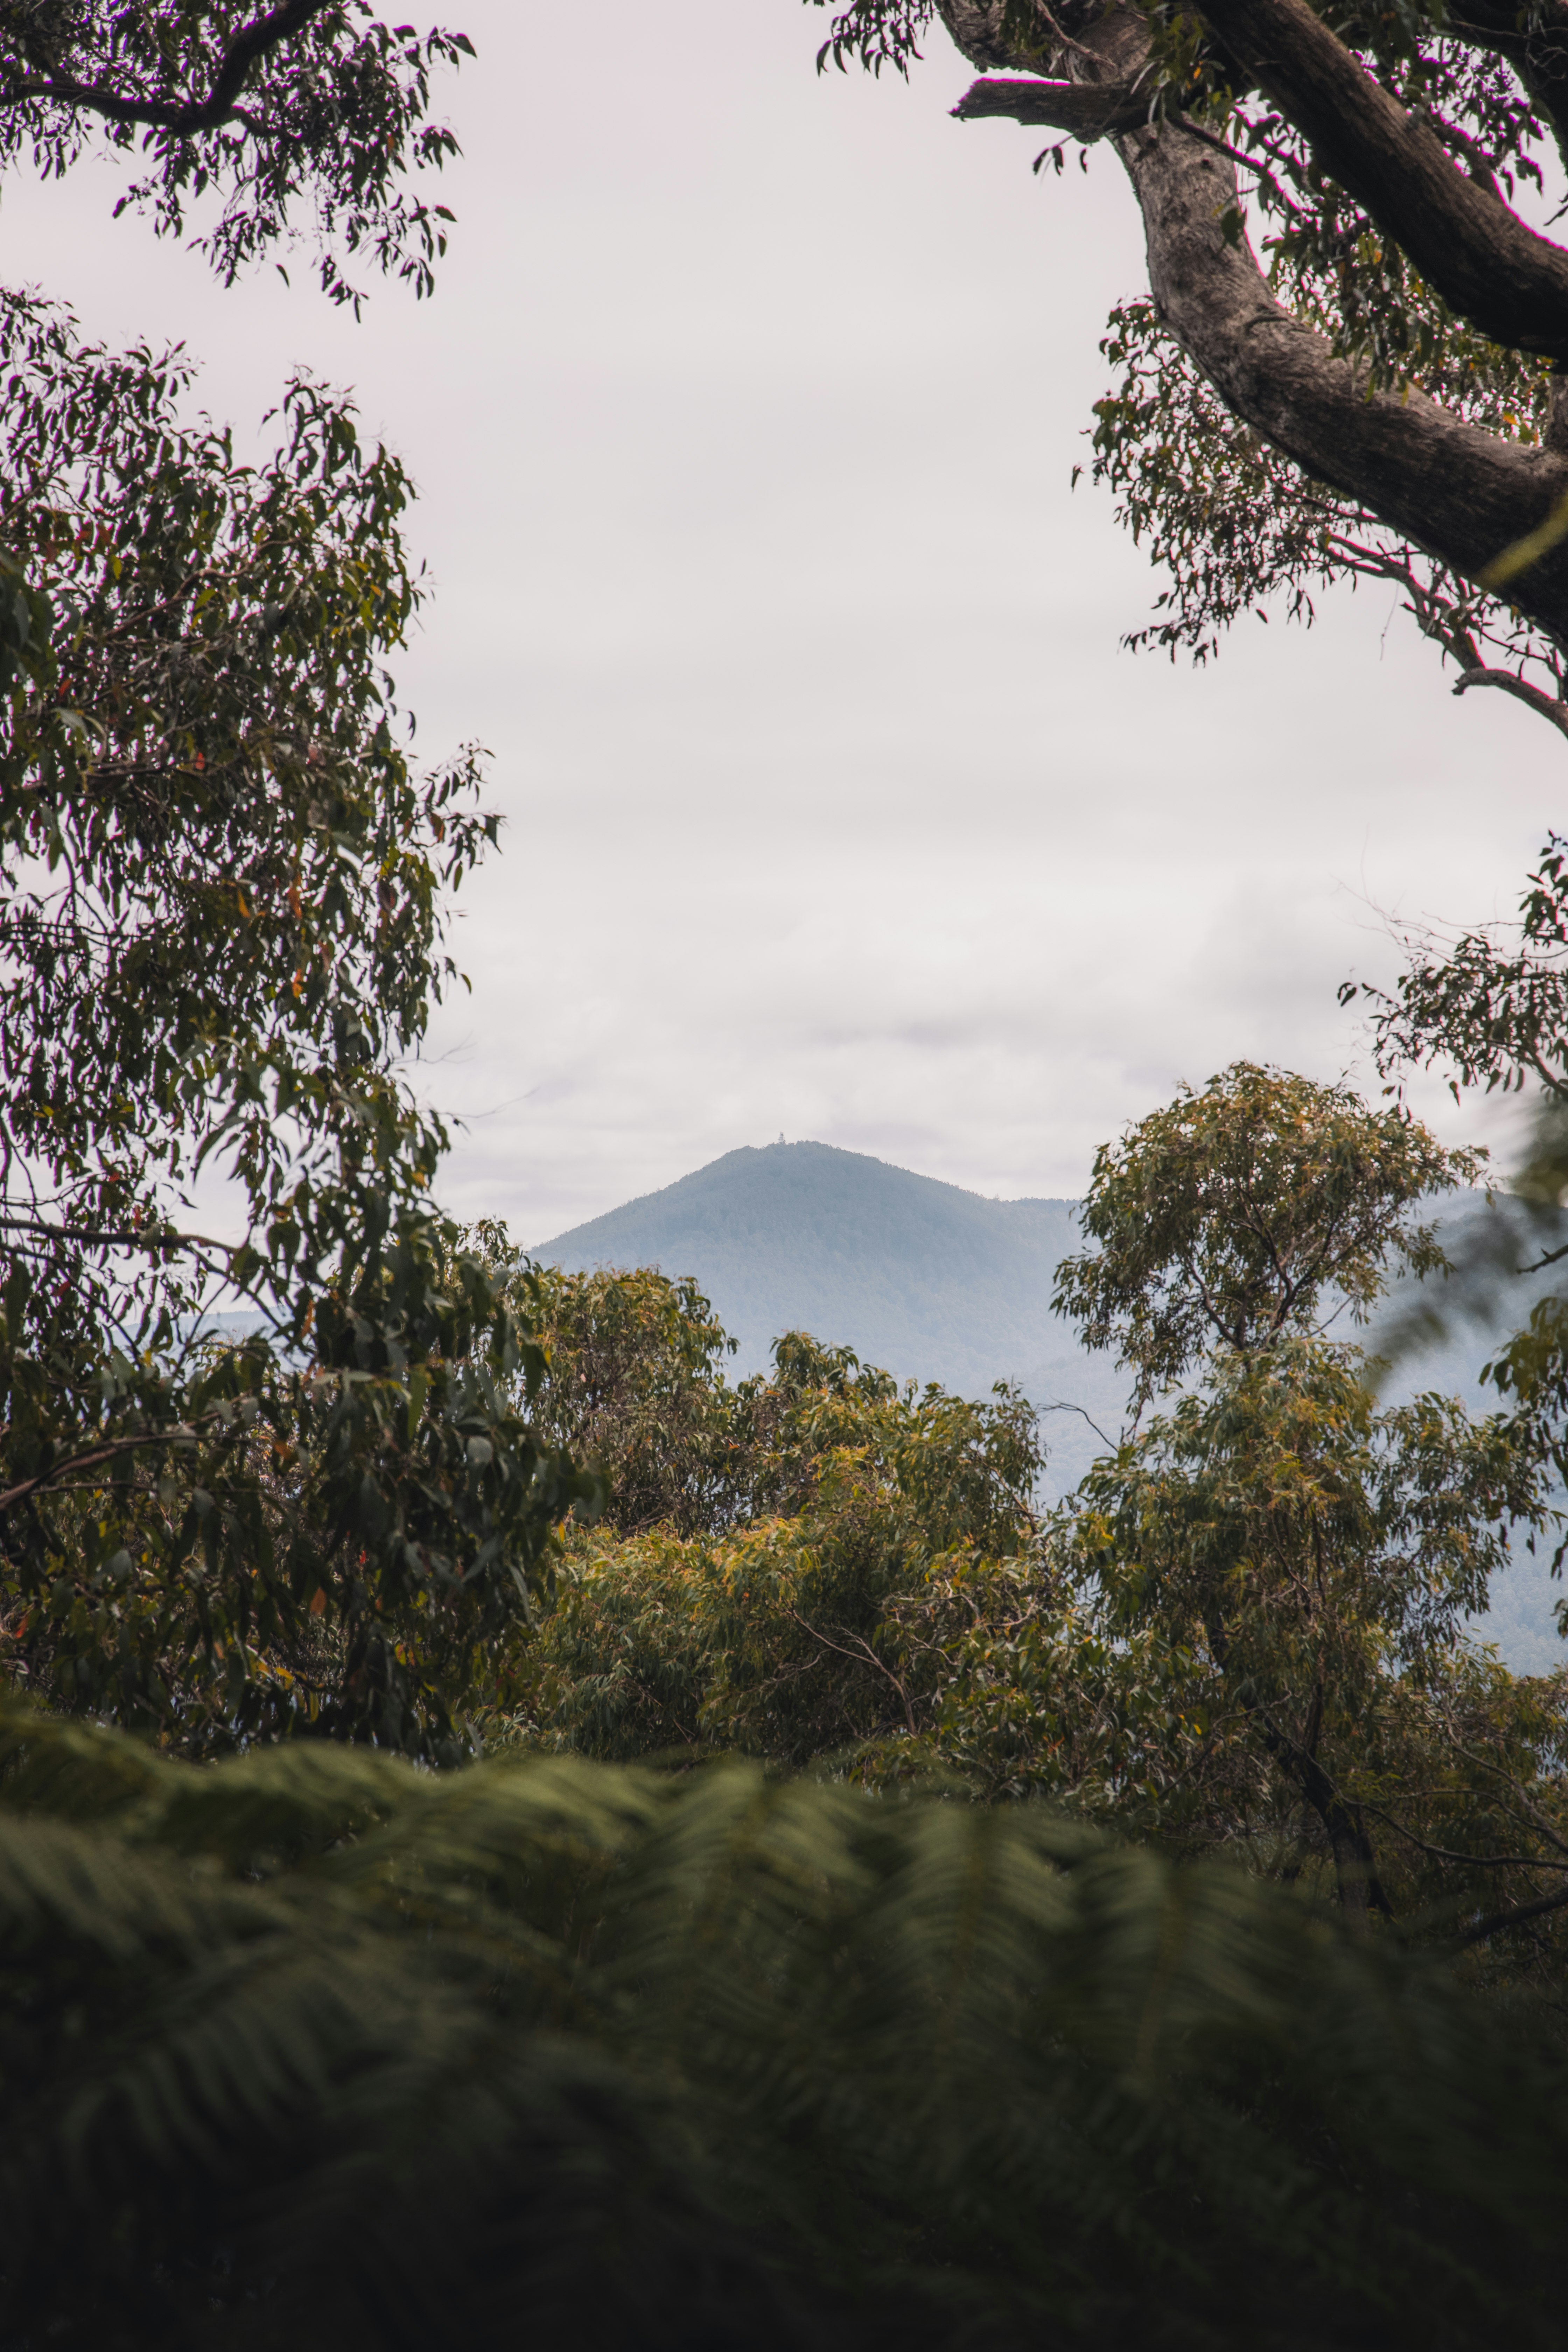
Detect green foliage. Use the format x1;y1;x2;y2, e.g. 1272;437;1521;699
515;1070;1568;1959
1;1697;1566;2351
502;1253;744;1537
1354;843;1568;1574
1065;1341;1566;1925
1054;1061;1476;1405
505;1309;1043;1769
1363;838;1568;1108
0;299;596;1760
1044;1064;1567;1944
0;0;473;307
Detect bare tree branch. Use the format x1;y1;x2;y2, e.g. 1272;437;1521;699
1451;666;1568;734
787;1608;918;1737
1457;1879;1568;1945
951;74;1146;135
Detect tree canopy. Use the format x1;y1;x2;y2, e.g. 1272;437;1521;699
0;5;610;1760
499;1070;1568;1974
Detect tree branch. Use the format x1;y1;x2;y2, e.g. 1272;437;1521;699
9;0;336;136
787;1608;918;1737
1111;111;1568;643
951;75;1148;136
0;1422;215;1516
1451;666;1568;736
1457;1878;1568;1946
1194;0;1568;362
947;2;1568;649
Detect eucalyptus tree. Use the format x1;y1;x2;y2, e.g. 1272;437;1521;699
1049;1064;1568;1948
815;0;1568;737
0;8;600;1758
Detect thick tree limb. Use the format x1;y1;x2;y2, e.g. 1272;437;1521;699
956;71;1568;635
1194;0;1568;361
10;0;335;135
1117;115;1568;642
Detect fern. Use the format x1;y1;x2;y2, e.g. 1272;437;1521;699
0;1699;1562;2350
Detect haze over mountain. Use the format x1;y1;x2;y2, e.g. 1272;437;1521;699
534;1137;1567;1676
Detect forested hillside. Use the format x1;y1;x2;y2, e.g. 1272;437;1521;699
536;1139;1566;1667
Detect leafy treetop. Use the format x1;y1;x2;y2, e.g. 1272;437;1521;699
0;0;472;305
0;298;596;1760
1053;1060;1477;1404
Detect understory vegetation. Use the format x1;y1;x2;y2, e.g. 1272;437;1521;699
2;1703;1565;2352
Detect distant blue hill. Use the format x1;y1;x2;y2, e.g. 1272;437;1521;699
533;1139;1126;1489
533;1140;1566;1675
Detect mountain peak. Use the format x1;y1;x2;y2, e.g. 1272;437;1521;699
532;1137;1099;1424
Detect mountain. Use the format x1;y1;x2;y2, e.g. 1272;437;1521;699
532;1139;1127;1491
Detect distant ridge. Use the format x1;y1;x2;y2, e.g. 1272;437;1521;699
532;1139;1125;1489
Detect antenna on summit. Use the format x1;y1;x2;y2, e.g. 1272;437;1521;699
777;1132;785;1145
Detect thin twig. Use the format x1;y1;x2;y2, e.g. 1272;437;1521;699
787;1609;918;1738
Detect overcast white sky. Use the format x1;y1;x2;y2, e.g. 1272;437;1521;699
5;0;1560;1240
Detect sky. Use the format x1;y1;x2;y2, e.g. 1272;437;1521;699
4;0;1562;1242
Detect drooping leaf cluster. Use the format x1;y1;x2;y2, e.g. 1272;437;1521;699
0;0;474;306
1353;843;1568;1552
1;1697;1565;2352
1085;295;1567;695
809;0;940;75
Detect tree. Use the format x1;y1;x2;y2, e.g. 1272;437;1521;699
1052;1060;1476;1407
0;11;601;1758
481;1080;1568;1959
813;0;1568;737
1047;1064;1568;1948
497;1255;745;1540
3;1695;1564;2351
1353;839;1568;1617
